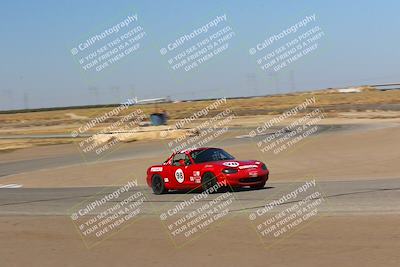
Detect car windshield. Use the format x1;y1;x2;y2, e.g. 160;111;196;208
190;148;234;164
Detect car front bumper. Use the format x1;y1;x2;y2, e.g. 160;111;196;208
221;169;269;187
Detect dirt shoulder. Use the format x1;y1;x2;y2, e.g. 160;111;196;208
0;214;398;267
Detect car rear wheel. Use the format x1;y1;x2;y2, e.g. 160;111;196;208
201;172;218;192
152;175;167;195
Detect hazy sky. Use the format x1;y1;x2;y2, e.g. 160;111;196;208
0;0;399;110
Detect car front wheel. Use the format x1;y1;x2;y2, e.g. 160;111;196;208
201;172;218;192
152;174;167;195
250;182;266;190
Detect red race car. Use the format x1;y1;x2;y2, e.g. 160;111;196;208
146;147;269;194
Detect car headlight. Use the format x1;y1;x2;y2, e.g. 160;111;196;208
261;164;268;170
222;168;238;174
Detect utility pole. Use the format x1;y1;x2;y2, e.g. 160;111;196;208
23;91;29;109
246;73;258;96
289;70;296;92
88;86;99;105
110;86;120;104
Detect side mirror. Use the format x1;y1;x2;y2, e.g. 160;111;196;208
179;159;186;166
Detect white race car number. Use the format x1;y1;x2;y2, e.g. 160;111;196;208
223;161;239;167
175;169;185;183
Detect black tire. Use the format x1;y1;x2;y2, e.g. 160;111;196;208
201;172;218;192
250;182;266;190
152;175;167;195
227;186;240;192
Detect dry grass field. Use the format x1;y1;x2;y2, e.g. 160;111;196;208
1;88;399;151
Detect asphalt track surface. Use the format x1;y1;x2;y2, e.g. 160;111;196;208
0;124;370;178
1;123;398;217
1;178;399;216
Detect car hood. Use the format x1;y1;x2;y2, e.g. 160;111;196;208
205;160;262;168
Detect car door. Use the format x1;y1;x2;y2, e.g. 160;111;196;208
184;155;202;186
169;153;197;188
